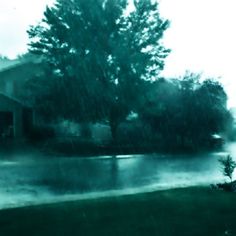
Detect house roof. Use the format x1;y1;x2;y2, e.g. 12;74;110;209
0;93;31;108
0;58;21;72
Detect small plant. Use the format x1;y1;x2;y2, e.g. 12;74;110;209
219;155;236;182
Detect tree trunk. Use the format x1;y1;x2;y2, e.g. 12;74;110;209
80;123;92;139
110;121;119;143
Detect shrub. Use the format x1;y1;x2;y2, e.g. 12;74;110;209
28;125;55;142
219;155;236;182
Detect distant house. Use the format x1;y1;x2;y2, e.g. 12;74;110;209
0;56;42;139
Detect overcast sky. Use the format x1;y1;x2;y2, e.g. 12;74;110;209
0;0;235;107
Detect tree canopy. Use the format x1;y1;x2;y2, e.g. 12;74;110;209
26;0;232;150
27;0;170;138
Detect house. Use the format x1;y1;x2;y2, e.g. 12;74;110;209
0;93;33;138
0;56;41;139
0;57;42;100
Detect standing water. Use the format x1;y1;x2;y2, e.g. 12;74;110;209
0;143;234;209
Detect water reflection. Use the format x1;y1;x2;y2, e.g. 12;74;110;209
0;142;235;209
111;155;118;188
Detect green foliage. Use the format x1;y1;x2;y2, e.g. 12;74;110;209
219;155;236;182
27;0;170;139
139;73;232;150
26;0;231;150
28;125;55;142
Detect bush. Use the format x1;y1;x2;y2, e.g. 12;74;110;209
219;155;236;182
28;125;55;142
216;181;236;192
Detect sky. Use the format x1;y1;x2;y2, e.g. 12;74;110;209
0;0;235;107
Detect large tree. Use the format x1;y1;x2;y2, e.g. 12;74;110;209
27;0;170;140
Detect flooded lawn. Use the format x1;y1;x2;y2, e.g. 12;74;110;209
0;143;234;209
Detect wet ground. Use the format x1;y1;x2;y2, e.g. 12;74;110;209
0;143;235;209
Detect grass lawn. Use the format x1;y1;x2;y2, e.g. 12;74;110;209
0;187;235;236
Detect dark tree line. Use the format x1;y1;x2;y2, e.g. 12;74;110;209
25;0;232;150
139;74;232;150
